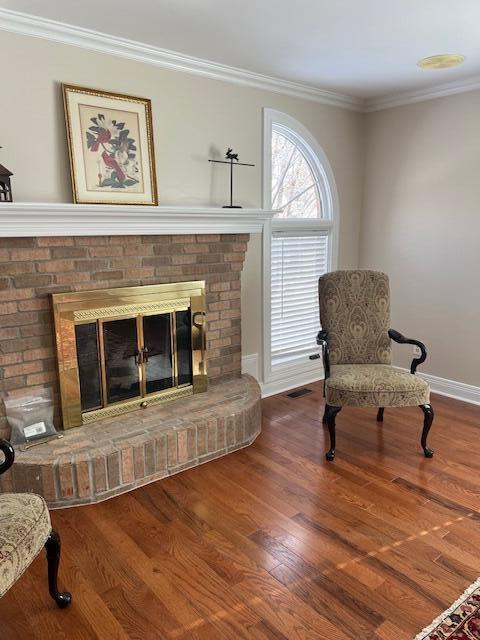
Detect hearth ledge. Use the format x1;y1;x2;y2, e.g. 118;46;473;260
0;374;262;509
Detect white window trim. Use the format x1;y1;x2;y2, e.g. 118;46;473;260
262;108;340;390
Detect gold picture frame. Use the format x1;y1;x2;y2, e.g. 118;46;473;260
63;84;158;205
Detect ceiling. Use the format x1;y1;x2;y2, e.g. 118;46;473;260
1;0;480;101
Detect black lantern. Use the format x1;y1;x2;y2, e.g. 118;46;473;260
0;164;13;202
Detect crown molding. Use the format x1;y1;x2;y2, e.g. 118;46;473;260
3;8;479;114
0;7;362;112
0;202;276;236
364;76;480;112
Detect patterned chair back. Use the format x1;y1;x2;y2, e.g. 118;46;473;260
319;270;391;365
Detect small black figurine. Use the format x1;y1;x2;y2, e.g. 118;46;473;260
225;148;239;162
0;147;13;203
209;148;254;208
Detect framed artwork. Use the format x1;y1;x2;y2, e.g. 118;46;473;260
63;84;158;205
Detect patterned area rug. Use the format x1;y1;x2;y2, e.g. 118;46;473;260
415;578;480;639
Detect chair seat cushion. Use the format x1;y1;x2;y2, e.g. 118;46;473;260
325;364;430;407
0;493;51;597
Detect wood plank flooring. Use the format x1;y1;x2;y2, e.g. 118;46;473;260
1;383;479;639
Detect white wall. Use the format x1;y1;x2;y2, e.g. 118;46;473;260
361;91;480;387
2;30;479;392
1;31;365;378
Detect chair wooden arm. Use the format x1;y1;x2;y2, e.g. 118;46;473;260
388;329;427;374
316;330;330;379
0;439;14;476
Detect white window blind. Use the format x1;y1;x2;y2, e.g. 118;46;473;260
271;232;329;365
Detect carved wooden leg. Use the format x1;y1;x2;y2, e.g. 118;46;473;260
324;405;341;461
322;407;328;424
377;407;384;422
419;404;434;458
45;529;72;609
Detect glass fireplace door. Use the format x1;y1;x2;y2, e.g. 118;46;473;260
53;281;206;429
101;317;141;405
74;310;194;415
74;322;102;412
142;313;174;395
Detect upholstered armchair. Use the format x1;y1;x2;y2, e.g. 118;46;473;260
0;439;71;608
317;270;433;461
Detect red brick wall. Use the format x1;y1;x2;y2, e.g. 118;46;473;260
0;233;249;437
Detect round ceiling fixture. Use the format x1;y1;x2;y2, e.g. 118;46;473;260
417;54;465;70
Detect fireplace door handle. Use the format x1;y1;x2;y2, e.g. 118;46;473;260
192;311;206;328
134;348;149;365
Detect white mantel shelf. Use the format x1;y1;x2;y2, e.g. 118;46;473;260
0;203;276;237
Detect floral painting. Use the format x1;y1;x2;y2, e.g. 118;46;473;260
63;85;157;205
81;107;143;192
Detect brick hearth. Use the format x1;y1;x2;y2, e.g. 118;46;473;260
0;233;249;439
0;375;261;508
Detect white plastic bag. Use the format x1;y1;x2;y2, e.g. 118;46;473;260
4;391;57;446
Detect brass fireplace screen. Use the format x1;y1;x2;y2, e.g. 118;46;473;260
52;281;207;429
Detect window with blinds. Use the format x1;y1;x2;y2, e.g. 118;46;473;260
271;233;329;365
268;119;333;371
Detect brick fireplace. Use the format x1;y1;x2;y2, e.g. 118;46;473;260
0;233;248;437
0;211;267;507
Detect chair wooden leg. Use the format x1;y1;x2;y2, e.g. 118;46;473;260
324;405;341;461
45;529;72;609
377;407;384;422
419;404;434;458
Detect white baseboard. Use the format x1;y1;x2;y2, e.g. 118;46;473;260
261;369;323;398
243;354;480;405
412;370;480;406
242;353;323;398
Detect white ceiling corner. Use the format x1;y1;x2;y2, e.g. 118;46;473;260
364;76;480;111
0;7;363;111
1;2;480;112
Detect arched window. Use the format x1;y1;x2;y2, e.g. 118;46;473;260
271;125;323;218
263;110;338;387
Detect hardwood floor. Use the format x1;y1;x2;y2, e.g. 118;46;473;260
1;383;479;639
